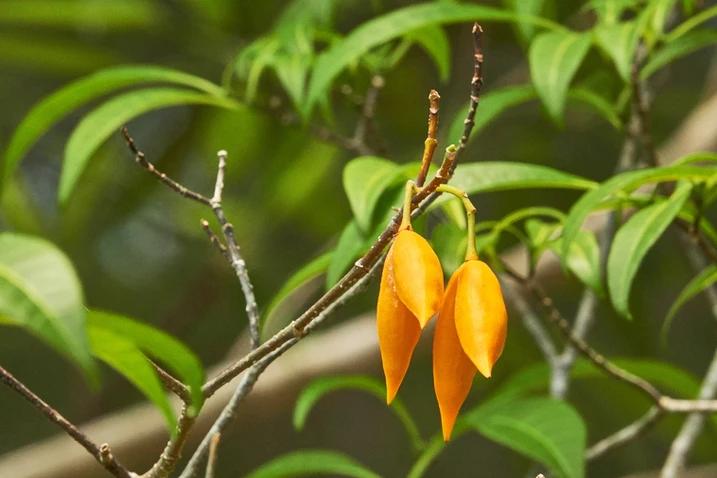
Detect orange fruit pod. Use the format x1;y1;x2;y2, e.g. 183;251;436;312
377;228;444;404
433;259;507;441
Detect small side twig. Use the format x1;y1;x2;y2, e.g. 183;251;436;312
205;434;221;478
416;90;440;187
586;406;664;461
352;74;385;155
150;361;191;403
0;365;135;478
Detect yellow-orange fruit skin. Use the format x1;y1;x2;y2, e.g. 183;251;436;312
433;267;477;441
454;260;508;378
391;229;445;328
377;247;422;404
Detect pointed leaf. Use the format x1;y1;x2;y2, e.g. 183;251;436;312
305;3;563;114
607;185;692;318
262;252;332;340
59;87;239;203
642;29;717;79
651;0;679;37
666;5;717;42
502;0;548;42
407;25;451;83
245;450;381;478
86;310;204;415
589;0;642;24
662;264;717;345
343;157;403;232
466;398;585;478
2;66;227;191
594;21;643;81
294;375;424;452
88;325;174;431
529;31;592;123
562;165;716;267
433;162;597;209
567;87;623;130
0;233;95;382
447;85;537;147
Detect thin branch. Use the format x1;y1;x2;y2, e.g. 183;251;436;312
416;90;440;187
661;345;717;477
150;361;191;403
0;364;135;478
143;408;196;478
200;219;230;261
208;151;260;351
121;127;211;206
205;434;221;478
456;23;484;156
352;74;384;155
586;406;664;461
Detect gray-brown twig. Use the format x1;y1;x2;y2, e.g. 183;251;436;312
0;364;135;478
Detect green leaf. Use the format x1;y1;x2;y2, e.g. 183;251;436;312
607;184;692;318
553;230;604;296
245;450;381;478
343;157;403;232
589;0;642;24
529;30;592;123
59;87;239;203
262;253;332;340
502;0;548;42
274;52;311;110
662;264;717;345
594;21;643;81
566;87;623;130
0;0;163;29
407;25;451;83
494;358;703;402
326;222;367;289
561;165;716;267
431;222;467;277
294;375;424;452
642;29;717;79
88;325;175;432
305;3;564;115
0;233;96;383
447;85;537;147
466;398;585;478
651;0;680;37
665;4;717;42
3;66;226;192
434;162;597;209
86;310;205;415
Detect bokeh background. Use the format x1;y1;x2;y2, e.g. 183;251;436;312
1;0;717;477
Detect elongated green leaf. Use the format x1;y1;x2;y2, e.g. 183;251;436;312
642;29;717;79
433;162;596;209
343;157;403;232
86;310;204;415
305;3;563;114
262;253;332;340
562;165;716;266
594;21;643;81
529;31;592;123
662;264;717;345
60;87;238;203
608;185;692;318
0;1;162;29
408;25;451;83
294;375;424;452
553;230;604;296
447;85;537;147
326;222;366;289
589;0;642;24
246;450;381;478
0;233;95;382
567;87;623;130
3;66;226;191
502;0;547;42
666;4;717;42
652;0;680;37
466;398;585;478
88;325;174;431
